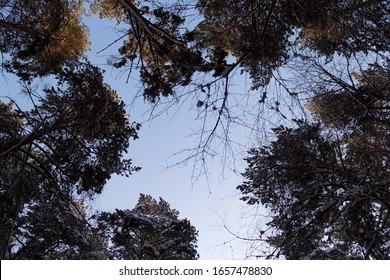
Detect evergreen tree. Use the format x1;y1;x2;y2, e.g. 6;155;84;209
0;64;140;259
97;194;199;260
237;65;390;259
0;0;90;80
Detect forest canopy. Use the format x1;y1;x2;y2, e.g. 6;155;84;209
1;0;389;259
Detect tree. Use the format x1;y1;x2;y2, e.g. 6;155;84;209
237;64;390;259
238;122;389;259
0;63;141;259
91;0;388;95
1;0;90;80
97;194;199;260
1;63;141;195
2;190;108;260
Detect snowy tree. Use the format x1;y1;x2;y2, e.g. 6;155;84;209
97;194;199;260
0;64;139;259
237;64;390;259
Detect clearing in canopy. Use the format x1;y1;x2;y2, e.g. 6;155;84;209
1;0;389;259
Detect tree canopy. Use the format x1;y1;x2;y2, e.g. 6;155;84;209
87;0;389;173
237;63;390;259
0;63;142;259
92;0;389;93
0;0;90;80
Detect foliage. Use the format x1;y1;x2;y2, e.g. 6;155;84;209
306;62;390;132
97;194;199;260
91;0;204;102
91;0;389;98
0;63;142;259
2;191;108;260
0;0;90;80
1;63;141;195
237;65;390;259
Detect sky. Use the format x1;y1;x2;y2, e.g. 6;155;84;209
81;15;269;259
